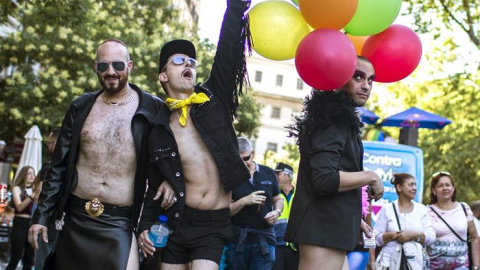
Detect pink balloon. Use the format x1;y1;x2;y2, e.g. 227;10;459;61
361;25;422;83
295;29;357;90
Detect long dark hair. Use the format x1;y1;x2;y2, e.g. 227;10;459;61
429;172;456;205
13;166;35;191
288;90;362;142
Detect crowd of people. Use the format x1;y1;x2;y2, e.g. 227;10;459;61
374;172;480;270
3;163;479;270
0;0;478;270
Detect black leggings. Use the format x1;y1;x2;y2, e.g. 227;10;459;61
6;216;34;270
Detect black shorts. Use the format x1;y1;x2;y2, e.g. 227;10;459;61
162;206;232;265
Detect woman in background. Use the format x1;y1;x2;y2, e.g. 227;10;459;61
6;166;36;270
427;171;479;270
374;173;435;269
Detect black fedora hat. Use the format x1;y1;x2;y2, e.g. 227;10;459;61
158;39;196;73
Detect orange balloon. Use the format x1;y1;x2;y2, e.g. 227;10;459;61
347;34;369;55
298;0;359;30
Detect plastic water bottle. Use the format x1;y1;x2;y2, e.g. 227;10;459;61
148;215;169;248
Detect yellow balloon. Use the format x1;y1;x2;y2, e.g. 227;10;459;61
308;25;315;32
249;1;310;60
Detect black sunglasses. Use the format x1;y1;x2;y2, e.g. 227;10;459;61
164;56;198;70
242;154;251;162
96;61;126;73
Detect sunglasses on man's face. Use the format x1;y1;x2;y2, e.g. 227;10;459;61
164;56;198;70
432;171;451;177
96;61;126;73
242;154;251;162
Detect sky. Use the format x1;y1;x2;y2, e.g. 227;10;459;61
197;0;230;44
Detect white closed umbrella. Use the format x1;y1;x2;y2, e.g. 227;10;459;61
13;125;43;181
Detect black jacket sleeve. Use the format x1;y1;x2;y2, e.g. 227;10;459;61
137;149;167;233
206;0;251;117
308;124;347;197
137;182;163;234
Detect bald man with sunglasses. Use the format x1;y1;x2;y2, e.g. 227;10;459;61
137;1;252;269
28;39;173;270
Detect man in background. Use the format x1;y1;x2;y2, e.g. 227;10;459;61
34;127;60;270
36;127;60;197
273;162;299;270
226;137;283;270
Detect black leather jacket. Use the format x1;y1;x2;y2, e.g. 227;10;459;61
32;84;163;229
285;92;363;251
138;0;251;233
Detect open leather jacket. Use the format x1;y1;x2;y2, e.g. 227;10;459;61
32;84;163;230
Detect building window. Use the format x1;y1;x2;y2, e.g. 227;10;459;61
296;78;303;90
255;71;262;82
267;142;278;153
276;75;283;86
271;107;281;119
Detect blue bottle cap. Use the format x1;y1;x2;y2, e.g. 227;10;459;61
158;215;168;223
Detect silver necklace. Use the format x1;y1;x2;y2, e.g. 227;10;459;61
101;89;133;106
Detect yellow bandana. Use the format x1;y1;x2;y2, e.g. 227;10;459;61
165;92;210;126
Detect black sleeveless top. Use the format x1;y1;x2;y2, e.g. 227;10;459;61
14;189;34;216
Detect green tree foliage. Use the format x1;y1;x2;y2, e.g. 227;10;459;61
195;39;216;83
375;71;480;203
282;142;300;162
234;90;262;139
387;0;480;203
0;0;217;141
404;0;479;49
261;142;300;186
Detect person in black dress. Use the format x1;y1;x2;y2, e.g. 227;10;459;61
285;56;384;270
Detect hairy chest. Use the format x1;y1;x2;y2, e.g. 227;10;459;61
80;101;137;156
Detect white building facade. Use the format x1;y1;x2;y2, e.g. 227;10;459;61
247;54;311;157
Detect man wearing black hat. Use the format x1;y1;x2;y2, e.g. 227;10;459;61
273;163;299;270
137;1;252;269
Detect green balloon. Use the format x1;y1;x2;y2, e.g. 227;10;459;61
344;0;401;36
291;0;298;6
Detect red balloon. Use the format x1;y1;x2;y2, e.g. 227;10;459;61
295;29;357;90
361;25;422;83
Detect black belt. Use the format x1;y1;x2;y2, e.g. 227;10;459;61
67;194;133;219
183;205;230;222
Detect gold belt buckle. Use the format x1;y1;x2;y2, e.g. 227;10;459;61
85;198;104;218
